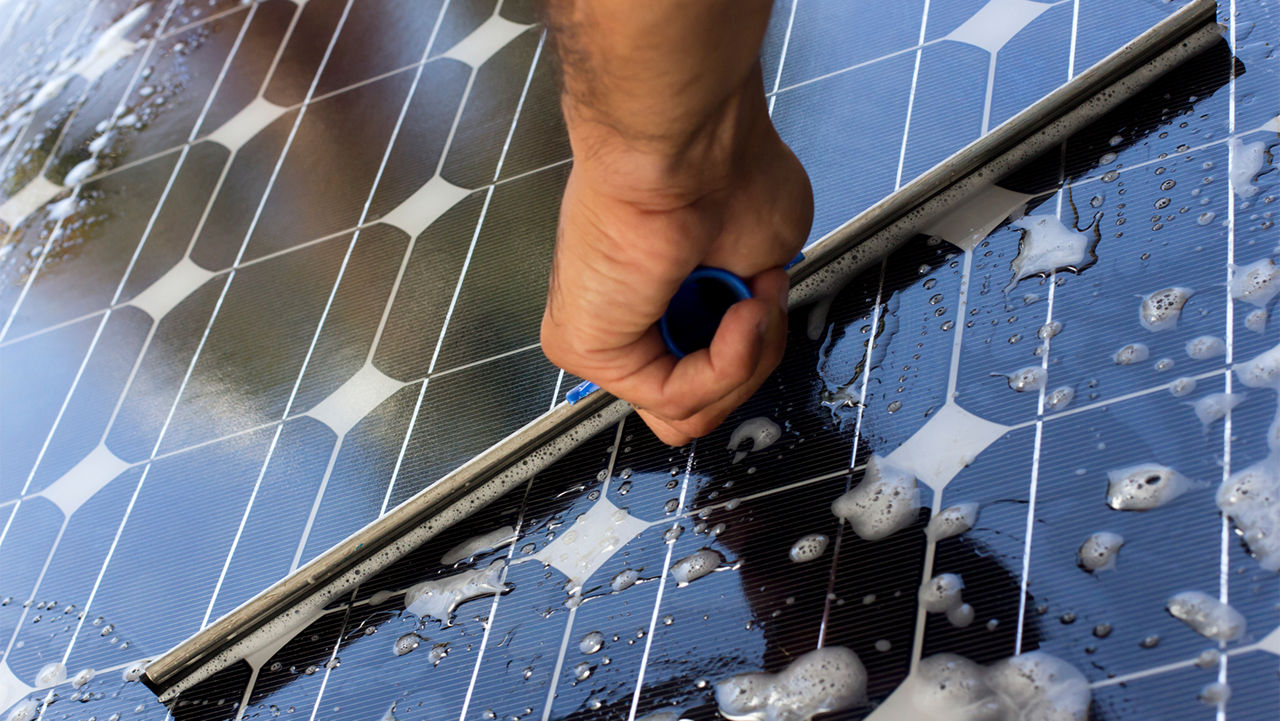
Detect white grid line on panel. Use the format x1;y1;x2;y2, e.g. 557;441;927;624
894;0;931;190
1218;0;1238;716
532;418;629;721
0;0;177;343
456;470;543;721
50;0;354;672
625;440;697;721
818;261;887;648
765;0;797;116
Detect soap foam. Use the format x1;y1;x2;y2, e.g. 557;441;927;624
1044;386;1075;412
788;534;829;563
918;573;965;613
1186;335;1227;360
1229;257;1280;307
715;646;867;721
1077;531;1124;572
404;560;508;624
611;568;640;592
670;549;724;587
1246;309;1268;334
1166;591;1246;641
925;502;980;542
1216;458;1280;571
999;367;1047;393
1114;343;1150;365
1189;392;1246;427
867;651;1089;721
1005;215;1095;292
831;456;920;541
1106;463;1193;511
728;417;782;464
440;525;516;565
1139;287;1193;331
1169;377;1198;397
579;630;604;655
34;663;64;687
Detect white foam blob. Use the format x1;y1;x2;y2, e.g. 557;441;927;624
1166;591;1246;641
1235;341;1280;389
1106;463;1193;511
635;710;688;721
728;417;782;464
1044;386;1075;412
925;503;980;542
998;366;1046;392
34;662;64;687
440;525;516;565
1169;377;1198;397
715;646;867;721
788;533;829;563
611;568;640;592
1139;287;1194;331
121;660;150;683
1229;257;1280;307
1077;531;1124;572
392;632;421;657
579;630;604;655
946;603;975;629
1230;137;1267;198
63;158;97;187
1246;309;1269;334
1114;343;1150;365
5;699;39;721
1189;392;1246;427
919;573;965;613
670;549;724;587
1216;459;1280;571
1005;215;1092;292
1199;681;1231;705
70;668;94;689
1186;335;1227;360
866;651;1089;721
404;560;508;624
831;456;920;541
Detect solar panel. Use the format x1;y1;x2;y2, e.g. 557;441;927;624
0;0;1276;719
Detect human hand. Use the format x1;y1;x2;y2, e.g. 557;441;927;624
541;70;813;445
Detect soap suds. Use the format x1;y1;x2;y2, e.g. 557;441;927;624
579;630;604;655
1189;392;1245;427
728;417;782;463
919;573;965;613
1106;463;1193;510
925;503;980;542
831;456;920;541
1044;386;1075;412
1170;377;1198;397
997;366;1046;392
1199;681;1231;705
1166;591;1246;641
1186;335;1227;360
670;549;725;587
34;663;64;687
611;568;640;592
1229;257;1280;307
1216;459;1280;571
404;560;509;624
788;534;829;563
440;526;516;564
1005;215;1095;292
1246;309;1268;334
715;646;867;721
1230;137;1267;198
866;651;1089;721
946;603;975;629
1077;531;1124;572
1139;287;1193;331
1114;343;1150;365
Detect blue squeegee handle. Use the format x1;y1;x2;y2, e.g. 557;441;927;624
565;253;804;404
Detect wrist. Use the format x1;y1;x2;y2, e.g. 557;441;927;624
563;69;775;211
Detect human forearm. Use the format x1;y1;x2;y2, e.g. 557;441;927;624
545;0;776;206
